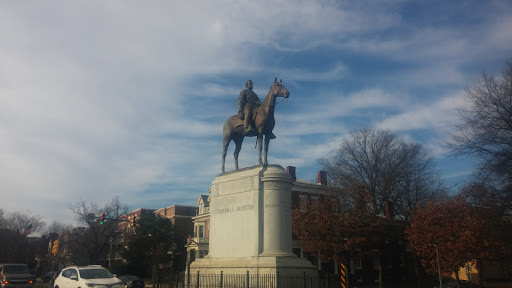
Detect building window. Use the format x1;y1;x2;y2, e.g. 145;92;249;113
199;251;205;258
299;195;307;212
385;255;392;268
292;248;301;258
373;255;380;270
198;225;204;238
311;196;319;208
400;253;405;266
190;249;196;263
353;256;362;270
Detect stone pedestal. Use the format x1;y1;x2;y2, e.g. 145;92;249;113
190;164;316;275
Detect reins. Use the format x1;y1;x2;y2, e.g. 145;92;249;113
261;96;289;106
252;79;288;148
253;97;288;148
275;97;288;105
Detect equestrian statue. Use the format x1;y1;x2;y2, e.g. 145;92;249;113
222;78;289;173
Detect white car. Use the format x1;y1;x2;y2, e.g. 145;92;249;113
53;266;123;288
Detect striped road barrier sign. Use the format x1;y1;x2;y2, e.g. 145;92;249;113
341;263;346;288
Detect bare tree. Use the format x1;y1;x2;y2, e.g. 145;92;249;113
449;59;512;209
68;196;129;265
3;211;45;235
395;142;447;221
45;221;74;235
0;211;45;263
0;209;5;229
322;128;446;221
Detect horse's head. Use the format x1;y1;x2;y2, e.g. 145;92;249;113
271;78;290;99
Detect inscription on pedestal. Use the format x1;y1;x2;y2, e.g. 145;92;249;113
211;204;255;215
263;181;289;190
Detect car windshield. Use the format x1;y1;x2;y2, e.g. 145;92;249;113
79;269;113;279
3;265;30;274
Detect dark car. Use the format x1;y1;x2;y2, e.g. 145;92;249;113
47;270;60;287
434;277;477;288
40;271;60;284
40;272;53;284
117;275;144;288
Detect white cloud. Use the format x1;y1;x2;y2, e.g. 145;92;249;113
0;0;509;225
375;90;466;132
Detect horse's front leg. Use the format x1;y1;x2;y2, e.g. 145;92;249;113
233;136;243;170
234;144;240;170
263;135;271;165
257;134;263;165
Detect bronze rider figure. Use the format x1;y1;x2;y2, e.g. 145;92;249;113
238;80;277;139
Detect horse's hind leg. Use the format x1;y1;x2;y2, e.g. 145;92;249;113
233;136;243;170
222;137;230;173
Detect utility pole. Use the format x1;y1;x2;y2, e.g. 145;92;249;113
435;244;442;288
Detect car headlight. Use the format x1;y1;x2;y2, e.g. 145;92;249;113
85;283;97;287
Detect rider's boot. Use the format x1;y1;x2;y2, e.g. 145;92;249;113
244;117;254;135
244;126;256;136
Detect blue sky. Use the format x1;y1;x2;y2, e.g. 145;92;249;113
1;1;511;226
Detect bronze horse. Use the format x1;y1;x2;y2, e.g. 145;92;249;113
222;79;290;173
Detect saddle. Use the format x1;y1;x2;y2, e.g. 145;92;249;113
235;107;258;130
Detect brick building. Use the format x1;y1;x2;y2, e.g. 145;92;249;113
154;204;198;270
110;208;156;265
111;205;197;271
154;205;197;245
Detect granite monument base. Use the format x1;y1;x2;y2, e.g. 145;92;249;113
189;255;317;275
189;164;316;276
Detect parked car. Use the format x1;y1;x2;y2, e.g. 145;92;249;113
53;266;122;288
0;264;36;288
117;275;144;288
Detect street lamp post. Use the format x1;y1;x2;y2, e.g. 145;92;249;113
435;244;441;288
428;243;442;288
167;243;177;288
